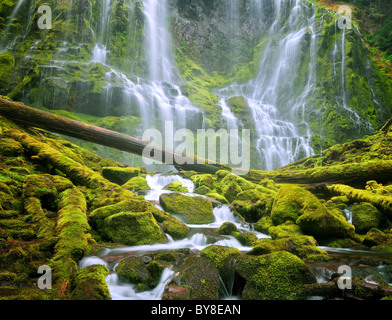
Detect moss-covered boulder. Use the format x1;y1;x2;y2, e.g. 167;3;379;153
249;236;330;263
122;176;151;192
71;265;111;300
254;215;274;234
163;181;188;193
159;193;214;224
268;221;303;239
101;211;168;246
162;219;190;240
217;222;238;235
236;251;315;300
200;245;241;286
116;256;152;287
102;166;145;185
271;184;311;226
191;174;214;189
296;203;356;239
179;256;220;300
363;228;392;247
351;203;382;234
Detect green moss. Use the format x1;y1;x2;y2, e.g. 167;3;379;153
179;256;220;300
271;184;311;226
191;174;214;189
101;211;168;246
116;257;152;286
268;221;304;240
363;228;392;247
162;219;189;240
122;176;151;192
163;181;188;193
101;166;145;185
51;187;93;293
249;236;329;263
159;193;214;224
71;265;111;300
0;52;15;93
236;251;314;300
351;202;382;234
217;222;238;235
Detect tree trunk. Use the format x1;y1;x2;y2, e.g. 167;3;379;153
0;97;230;174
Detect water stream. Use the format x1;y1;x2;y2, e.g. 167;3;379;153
79;173;270;300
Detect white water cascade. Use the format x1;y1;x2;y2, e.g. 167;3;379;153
90;0;204;155
216;0;317;170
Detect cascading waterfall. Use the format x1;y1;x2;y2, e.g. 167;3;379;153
91;0;112;64
215;0;378;170
216;0;316;170
91;0;204;153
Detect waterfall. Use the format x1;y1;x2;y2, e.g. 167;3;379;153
216;0;316;170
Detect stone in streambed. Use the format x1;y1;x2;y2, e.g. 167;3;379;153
101;211;168;246
159;193;214;224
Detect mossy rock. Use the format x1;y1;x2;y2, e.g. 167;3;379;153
71;265;111;300
236;251;315;300
162;219;190;240
179;256;220;300
89;197;158;231
159;193;214;224
194;185;210;195
213;172;256;202
163;181;188;193
268;221;304;240
191;174;214;189
232;199;271;223
116;257;152;287
102;166;145;185
351;203;382;234
363;228;392;247
122;176;151;192
205;192;229;204
101;211;168;246
254;215;274;234
271;184;312;226
297;204;356;239
217;222;238;235
200;245;241;286
249;236;329;263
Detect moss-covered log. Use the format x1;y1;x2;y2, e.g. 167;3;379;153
328;184;392;220
244;160;392;186
0;97;230;174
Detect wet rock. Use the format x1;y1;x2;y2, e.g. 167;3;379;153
178;256;220;300
101;211;168;246
159;193;214;224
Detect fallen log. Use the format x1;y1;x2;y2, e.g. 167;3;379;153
244;160;392;187
328;184;392;219
0;97;231;174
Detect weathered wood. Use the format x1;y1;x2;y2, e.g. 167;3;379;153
0;97;231;174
